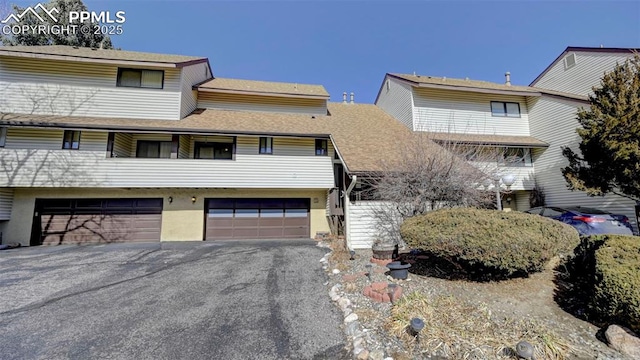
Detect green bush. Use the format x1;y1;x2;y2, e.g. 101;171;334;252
590;235;640;333
400;208;580;278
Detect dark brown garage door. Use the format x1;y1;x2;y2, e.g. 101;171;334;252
32;198;163;245
205;198;310;240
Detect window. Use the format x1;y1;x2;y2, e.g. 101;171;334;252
136;141;172;158
62;130;80;150
315;139;328;156
0;127;6;147
498;147;532;167
195;142;234;160
564;53;577;70
490;101;521;118
117;68;164;89
259;137;273;154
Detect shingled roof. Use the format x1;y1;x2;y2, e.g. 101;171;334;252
197;77;330;99
385;73;588;102
0;103;412;173
0;45;208;68
389;73;540;96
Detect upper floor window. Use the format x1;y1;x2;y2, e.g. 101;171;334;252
315;139;328;156
498;147;532;167
564;53;577;70
62;130;80;150
195;142;234;160
136;140;172;158
117;68;164;89
490;101;520;118
259;137;273;154
0;127;6;147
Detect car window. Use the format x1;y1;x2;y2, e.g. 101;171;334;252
542;207;565;217
526;207;543;215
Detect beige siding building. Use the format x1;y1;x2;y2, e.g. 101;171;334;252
1;44;637;250
369;47;640;247
0;45;411;247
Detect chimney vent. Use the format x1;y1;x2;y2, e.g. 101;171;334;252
505;71;511;86
350;92;355;104
342;92;347;104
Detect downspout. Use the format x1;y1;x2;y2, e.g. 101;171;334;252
343;174;357;251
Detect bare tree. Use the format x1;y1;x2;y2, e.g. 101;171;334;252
361;133;507;245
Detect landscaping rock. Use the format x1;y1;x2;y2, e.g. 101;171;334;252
356;349;369;359
369;349;385;360
338;297;351;310
332;268;341;274
345;320;360;336
344;313;358;324
605;325;640;358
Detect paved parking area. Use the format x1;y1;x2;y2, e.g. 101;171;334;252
0;240;347;360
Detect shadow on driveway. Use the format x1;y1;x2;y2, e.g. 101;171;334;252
0;240;349;360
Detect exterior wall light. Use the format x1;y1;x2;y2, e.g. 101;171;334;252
191;196;196;203
168;196;173;204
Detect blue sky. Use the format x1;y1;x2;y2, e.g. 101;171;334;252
8;0;640;103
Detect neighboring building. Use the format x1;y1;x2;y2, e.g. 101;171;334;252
369;47;639;248
528;47;639;232
0;45;411;247
530;47;639;97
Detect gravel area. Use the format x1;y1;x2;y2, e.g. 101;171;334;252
322;245;631;360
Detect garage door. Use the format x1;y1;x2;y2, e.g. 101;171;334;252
32;198;163;245
205;198;310;240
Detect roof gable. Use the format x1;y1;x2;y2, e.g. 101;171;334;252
530;46;639;86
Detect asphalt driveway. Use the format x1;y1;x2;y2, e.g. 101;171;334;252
0;240;348;360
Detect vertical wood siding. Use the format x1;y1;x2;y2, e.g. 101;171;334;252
532;52;633;96
0;56;182;120
0;188;13;220
113;133;133;158
412;88;531;136
178;135;191;159
528;96;637;231
348;200;384;249
376;78;415;130
180;62;210;118
197;92;327;115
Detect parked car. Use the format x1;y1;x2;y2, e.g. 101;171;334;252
525;206;634;236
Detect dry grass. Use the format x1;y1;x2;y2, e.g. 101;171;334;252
355;308;380;324
327;236;351;271
386;291;572;359
343;282;359;293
